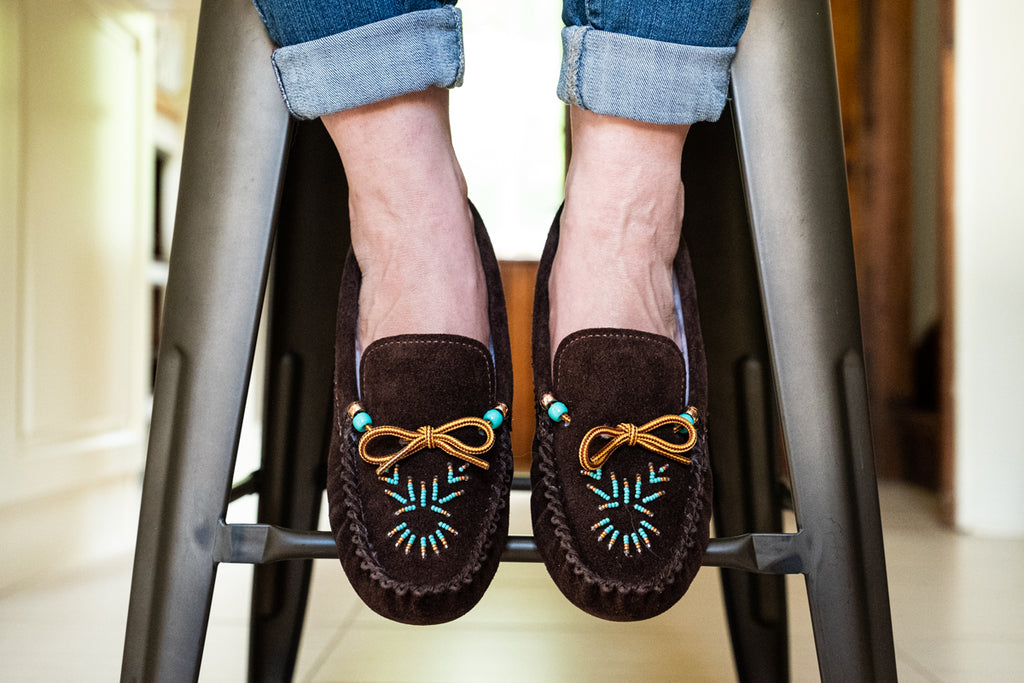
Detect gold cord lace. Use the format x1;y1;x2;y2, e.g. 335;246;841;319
359;417;494;475
579;413;698;471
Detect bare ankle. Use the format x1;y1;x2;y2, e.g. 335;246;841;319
549;209;682;354
321;88;488;348
550;107;691;354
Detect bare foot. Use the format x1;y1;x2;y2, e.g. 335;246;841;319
549;106;690;357
322;87;489;349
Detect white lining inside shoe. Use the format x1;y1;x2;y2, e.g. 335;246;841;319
673;276;691;407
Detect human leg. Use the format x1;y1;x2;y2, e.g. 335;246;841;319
531;0;752;622
322;87;487;347
251;1;512;626
550;109;689;350
551;0;751;354
252;1;485;347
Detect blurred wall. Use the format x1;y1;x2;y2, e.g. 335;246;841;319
953;0;1024;536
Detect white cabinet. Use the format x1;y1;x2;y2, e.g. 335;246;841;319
0;0;154;583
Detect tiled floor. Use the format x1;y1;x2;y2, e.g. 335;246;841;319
2;482;1022;681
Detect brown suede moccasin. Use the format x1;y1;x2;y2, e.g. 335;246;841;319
530;208;712;621
327;204;514;625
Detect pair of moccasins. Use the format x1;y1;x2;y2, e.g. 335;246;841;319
327;205;711;625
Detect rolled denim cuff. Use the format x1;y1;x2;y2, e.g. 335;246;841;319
270;7;464;120
557;26;735;126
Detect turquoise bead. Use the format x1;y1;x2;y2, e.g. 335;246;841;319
352;411;372;433
547;401;568;422
680;411;695;425
484;408;504;429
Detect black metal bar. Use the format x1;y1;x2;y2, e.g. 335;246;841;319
684;101;791;683
217;523;806;574
120;0;291;678
248;116;349;683
229;470;261;502
730;0;898;679
511;475;531;492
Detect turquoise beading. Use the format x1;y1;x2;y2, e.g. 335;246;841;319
352;411;373;432
483;408;504;429
547;401;568;422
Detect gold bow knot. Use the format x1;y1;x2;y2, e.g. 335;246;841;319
579;413;698;471
359;417;495;475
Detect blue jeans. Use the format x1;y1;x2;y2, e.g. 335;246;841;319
254;0;750;125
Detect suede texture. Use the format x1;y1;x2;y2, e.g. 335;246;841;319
327;204;513;625
530;208;712;621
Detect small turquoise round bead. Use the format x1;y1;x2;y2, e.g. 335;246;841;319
680;412;695;425
483;408;504;429
352;411;373;433
547;401;568;423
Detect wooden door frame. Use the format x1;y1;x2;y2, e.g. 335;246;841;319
834;0;955;522
937;0;956;524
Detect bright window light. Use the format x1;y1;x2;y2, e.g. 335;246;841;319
450;1;565;261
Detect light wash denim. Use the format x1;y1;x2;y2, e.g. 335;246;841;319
560;0;749;124
253;0;750;125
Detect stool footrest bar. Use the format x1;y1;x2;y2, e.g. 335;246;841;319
216;523;805;573
228;470;261;502
702;532;805;574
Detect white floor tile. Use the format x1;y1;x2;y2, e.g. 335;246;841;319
1;482;1022;681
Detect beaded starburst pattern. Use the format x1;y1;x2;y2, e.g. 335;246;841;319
381;462;469;559
583;463;670;557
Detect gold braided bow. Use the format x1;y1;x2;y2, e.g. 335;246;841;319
359;417;495;475
578;413;698;471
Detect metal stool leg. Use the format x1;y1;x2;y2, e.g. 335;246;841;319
120;0;291;679
731;0;897;679
248;121;350;682
121;0;898;679
683;108;789;683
